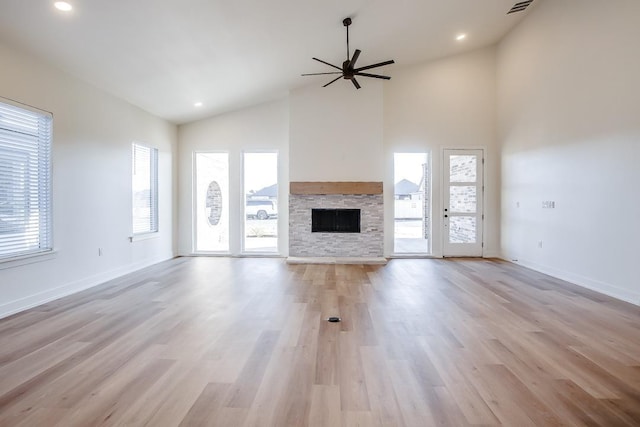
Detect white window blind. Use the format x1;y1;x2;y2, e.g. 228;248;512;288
0;99;53;259
132;142;158;235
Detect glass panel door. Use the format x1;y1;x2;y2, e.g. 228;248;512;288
195;152;229;252
243;152;278;253
394;153;430;254
442;149;483;256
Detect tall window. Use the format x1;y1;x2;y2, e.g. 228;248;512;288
0;99;52;259
132;143;158;235
394;152;430;254
243;152;278;253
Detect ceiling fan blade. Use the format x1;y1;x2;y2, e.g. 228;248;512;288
313;57;342;71
301;72;343;76
352;78;361;89
350;49;361;69
354;59;395;73
323;76;343;87
355;72;391;80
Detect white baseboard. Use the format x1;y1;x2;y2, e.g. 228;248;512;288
482;250;502;258
498;253;639;306
0;254;175;320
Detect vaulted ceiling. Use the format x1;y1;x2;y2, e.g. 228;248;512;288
0;0;535;124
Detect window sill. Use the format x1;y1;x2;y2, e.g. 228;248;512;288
188;252;231;256
129;232;159;242
0;249;58;270
240;252;281;257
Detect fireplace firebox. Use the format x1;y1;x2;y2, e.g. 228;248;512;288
311;208;360;233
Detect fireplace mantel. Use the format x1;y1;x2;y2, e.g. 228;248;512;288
289;181;383;195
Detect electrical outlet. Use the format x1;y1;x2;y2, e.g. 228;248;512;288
542;201;555;209
98;248;103;256
538;241;543;248
516;201;520;208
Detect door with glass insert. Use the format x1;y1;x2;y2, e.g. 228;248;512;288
443;149;483;256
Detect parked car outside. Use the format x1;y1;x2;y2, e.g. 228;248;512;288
245;199;277;220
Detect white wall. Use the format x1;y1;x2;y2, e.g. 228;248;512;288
289;80;384;182
0;42;177;318
498;0;640;304
384;47;499;257
177;99;289;256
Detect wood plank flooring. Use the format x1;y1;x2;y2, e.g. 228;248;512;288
0;257;639;426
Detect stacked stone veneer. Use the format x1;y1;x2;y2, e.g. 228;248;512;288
289;194;383;257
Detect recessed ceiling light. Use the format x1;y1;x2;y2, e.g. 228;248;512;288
194;102;203;107
456;34;467;41
54;1;73;11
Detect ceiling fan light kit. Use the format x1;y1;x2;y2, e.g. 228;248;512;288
302;17;395;89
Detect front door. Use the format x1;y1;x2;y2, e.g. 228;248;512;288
442;149;483;257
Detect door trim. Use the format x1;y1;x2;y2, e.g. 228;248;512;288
441;148;484;257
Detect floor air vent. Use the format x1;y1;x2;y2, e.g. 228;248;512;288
507;0;534;14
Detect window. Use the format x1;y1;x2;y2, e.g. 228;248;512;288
394;152;430;254
132;142;158;235
0;99;53;259
243;152;278;253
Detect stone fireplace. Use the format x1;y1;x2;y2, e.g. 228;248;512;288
288;182;384;262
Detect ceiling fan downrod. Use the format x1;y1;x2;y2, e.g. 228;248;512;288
344;17;351;60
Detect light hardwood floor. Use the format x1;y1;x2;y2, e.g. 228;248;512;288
1;257;639;426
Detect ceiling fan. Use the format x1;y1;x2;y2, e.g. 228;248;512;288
302;17;395;89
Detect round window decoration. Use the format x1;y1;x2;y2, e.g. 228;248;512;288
206;181;222;226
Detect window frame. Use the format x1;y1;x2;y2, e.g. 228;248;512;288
131;142;159;237
0;97;53;262
392;151;432;256
241;150;279;254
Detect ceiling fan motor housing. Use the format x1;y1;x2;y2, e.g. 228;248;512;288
342;60;353;79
